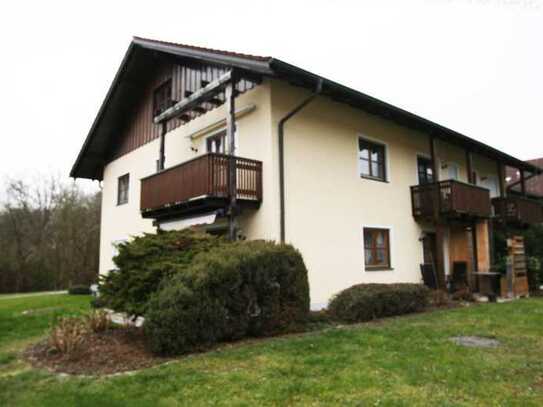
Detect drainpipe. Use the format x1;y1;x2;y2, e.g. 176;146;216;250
278;78;323;243
158;122;166;171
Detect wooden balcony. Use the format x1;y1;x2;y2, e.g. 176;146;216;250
492;196;543;226
411;180;492;222
140;153;262;219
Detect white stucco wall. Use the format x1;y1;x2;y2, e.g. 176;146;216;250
268;80;500;307
99;82;275;275
99;140;158;274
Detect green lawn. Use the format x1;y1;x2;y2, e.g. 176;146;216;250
1;294;542;406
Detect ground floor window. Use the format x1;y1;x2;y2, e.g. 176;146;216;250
364;228;391;270
117;174;129;205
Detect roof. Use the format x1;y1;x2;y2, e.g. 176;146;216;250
71;37;543;180
133;36;271;62
507;157;543;197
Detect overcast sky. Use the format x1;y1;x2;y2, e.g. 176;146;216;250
1;0;542;194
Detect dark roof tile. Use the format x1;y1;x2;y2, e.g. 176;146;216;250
133;36;271;62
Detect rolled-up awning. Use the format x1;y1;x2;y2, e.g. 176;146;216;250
158;212;217;231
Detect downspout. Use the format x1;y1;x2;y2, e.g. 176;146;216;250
158;122;166;171
278;78;323;243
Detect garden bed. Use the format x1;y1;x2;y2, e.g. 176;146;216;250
24;328;170;375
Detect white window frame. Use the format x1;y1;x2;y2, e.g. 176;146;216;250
203;127;239;154
356;133;391;183
117;173;130;206
362;225;394;272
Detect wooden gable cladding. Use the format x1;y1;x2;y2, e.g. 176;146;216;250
108;59;258;161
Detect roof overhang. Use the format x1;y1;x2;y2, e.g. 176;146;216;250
71;37;542;180
268;58;542;175
70;38;272;180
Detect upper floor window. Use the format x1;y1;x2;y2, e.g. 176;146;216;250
153;79;173;117
117;174;129;205
358;137;386;181
364;227;391;270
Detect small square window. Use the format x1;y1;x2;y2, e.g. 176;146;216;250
363;228;391;270
358;138;387;181
117;174;129;205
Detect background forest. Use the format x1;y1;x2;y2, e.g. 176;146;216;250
0;176;100;293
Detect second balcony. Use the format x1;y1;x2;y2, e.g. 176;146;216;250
411;180;492;222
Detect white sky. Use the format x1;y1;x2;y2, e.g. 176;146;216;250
1;0;542;195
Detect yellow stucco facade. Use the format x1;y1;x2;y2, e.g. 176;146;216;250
100;79;501;308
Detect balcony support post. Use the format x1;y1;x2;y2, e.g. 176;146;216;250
497;162;506;198
225;76;237;240
520;169;526;197
466;151;474;184
429;135;440;221
434;223;447;290
429;135;438;182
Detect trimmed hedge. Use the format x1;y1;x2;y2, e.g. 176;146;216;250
99;229;224;318
144;241;310;355
67;285;91;295
328;283;430;323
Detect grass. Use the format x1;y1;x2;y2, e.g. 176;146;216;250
1;294;543;406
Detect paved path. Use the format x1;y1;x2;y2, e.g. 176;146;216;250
0;291;67;300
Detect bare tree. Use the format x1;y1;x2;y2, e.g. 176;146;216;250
0;175;100;293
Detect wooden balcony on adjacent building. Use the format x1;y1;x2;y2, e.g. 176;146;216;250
140;153;262;219
411;180;492;222
492;195;543;226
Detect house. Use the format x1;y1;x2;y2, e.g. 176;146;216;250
71;37;543;309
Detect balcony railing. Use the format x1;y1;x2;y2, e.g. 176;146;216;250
411;180;492;221
140;153;262;217
492;196;543;226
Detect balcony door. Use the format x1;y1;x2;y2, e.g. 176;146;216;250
417;156;435;185
206;131;226;154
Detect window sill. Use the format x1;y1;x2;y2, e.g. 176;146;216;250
360;175;389;183
116;202;128;206
365;267;394;272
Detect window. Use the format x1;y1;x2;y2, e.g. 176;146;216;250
117;174;129;205
206;131;226;153
153;79;173;117
417;156;434;185
480;175;499;198
358;138;386;181
363;228;391;270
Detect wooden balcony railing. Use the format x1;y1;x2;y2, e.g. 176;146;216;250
411;180;492;221
492;196;543;226
140;153;262;215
